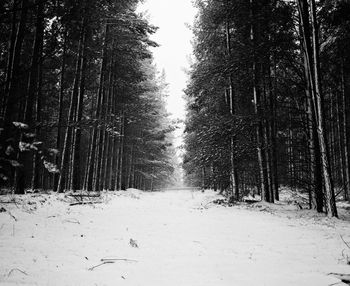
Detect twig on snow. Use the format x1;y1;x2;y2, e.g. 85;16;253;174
62;218;80;224
7;268;28;277
340;235;350;249
88;257;138;271
7;210;17;221
88;261;115;271
69;194;101;198
69;201;102;206
101;258;138;263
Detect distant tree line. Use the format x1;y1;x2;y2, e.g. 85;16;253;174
183;0;350;217
0;0;175;194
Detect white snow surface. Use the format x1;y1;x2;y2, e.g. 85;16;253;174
1;189;350;286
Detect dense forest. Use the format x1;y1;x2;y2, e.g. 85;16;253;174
0;0;176;195
1;0;350;220
183;0;350;217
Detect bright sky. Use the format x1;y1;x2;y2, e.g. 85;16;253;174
137;0;196;120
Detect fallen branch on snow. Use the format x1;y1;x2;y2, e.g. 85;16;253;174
7;268;28;277
88;258;138;271
62;218;80;224
340;235;350;249
88;261;114;271
101;258;138;263
68;194;101;198
6;210;17;221
69;201;102;206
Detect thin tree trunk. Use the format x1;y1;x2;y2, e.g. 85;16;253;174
269;63;279;200
117;111;125;191
54;29;67;191
1;0;17;118
100;58;114;191
31;30;44;190
24;0;44;125
126;145;134;189
341;59;350;201
85;24;109;192
250;0;269;202
15;0;44;194
225;11;239;201
71;30;87;191
309;0;337;217
298;3;324;211
94;86;107;192
57;23;84;193
3;0;28;126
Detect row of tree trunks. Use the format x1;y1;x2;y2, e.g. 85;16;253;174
0;0;173;195
341;60;350;201
56;20;85;193
250;0;278;203
71;31;87;192
3;0;28;126
14;0;44;194
85;24;109;192
297;0;337;217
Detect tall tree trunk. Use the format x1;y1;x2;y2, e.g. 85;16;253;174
71;30;87;191
94;86;107;192
341;59;350;201
100;58;114;191
126;145;134;189
298;2;324;211
31;30;44;190
250;0;269;202
3;0;28;126
85;24;109;192
225;12;240;201
1;0;28;194
117;110;125;191
309;0;337;217
24;0;44;125
15;0;44;194
269;63;279;200
31;68;42;190
336;90;346;197
1;0;17;118
54;29;67;191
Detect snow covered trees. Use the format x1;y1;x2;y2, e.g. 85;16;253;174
0;0;175;193
184;0;350;217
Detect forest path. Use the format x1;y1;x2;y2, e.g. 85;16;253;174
1;189;350;285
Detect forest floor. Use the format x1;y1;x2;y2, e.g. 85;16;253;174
1;188;350;286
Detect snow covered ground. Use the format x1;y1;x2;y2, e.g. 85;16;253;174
1;189;350;285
